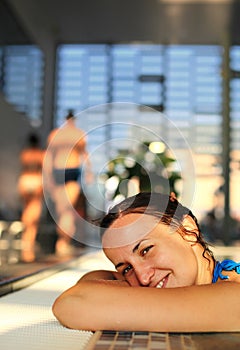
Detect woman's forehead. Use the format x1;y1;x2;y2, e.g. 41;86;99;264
101;213;160;249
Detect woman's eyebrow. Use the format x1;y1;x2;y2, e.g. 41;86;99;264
115;239;148;269
115;262;124;269
133;242;141;253
133;239;148;253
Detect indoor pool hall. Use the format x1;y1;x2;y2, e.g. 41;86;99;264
1;0;240;349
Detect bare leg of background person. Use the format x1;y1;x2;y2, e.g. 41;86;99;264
21;197;42;262
54;181;80;256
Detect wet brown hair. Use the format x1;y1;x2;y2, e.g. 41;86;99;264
99;192;214;262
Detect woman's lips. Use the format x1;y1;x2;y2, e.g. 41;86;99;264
156;274;169;288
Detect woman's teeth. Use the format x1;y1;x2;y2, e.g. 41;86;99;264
156;278;166;288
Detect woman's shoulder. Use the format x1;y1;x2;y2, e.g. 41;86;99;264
214;259;240;283
228;270;240;282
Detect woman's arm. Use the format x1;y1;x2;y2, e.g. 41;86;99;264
77;269;128;283
52;273;240;332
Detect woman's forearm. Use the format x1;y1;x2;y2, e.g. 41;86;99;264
77;269;126;283
52;271;129;329
53;278;240;332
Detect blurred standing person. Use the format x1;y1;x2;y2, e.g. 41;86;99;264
18;133;45;262
44;111;92;256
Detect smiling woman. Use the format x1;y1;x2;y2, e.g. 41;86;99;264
52;192;240;332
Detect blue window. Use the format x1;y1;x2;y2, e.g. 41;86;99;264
1;45;44;122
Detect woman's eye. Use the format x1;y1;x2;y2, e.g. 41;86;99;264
122;265;132;276
140;245;154;256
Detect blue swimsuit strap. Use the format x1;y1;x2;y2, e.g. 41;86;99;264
212;259;240;283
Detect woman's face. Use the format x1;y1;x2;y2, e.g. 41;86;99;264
103;213;201;288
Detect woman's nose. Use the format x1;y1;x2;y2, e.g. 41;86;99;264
135;264;154;286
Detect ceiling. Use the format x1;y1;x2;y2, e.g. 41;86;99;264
0;0;32;44
1;0;240;47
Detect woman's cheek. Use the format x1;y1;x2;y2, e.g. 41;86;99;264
127;272;141;287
